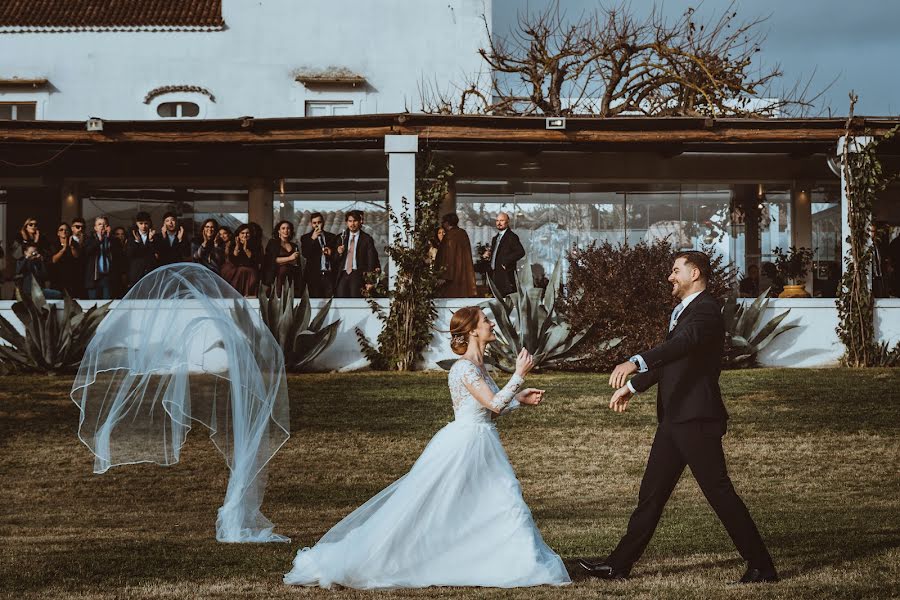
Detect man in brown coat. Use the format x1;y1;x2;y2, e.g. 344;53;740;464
435;213;476;298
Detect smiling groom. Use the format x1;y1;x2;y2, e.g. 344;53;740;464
579;250;778;585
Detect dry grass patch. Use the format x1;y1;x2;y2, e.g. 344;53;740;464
1;369;898;599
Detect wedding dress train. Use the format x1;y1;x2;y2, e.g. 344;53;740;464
284;359;570;589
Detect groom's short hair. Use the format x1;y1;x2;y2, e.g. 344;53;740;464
674;250;711;282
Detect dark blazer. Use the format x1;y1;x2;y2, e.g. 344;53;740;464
300;230;339;274
82;233;124;290
155;231;190;265
125;233;159;286
488;228;526;296
629;290;728;424
337;229;380;275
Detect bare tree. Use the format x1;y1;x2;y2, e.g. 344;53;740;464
420;1;828;118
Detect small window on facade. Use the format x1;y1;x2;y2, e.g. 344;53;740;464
0;102;37;120
305;101;353;117
157;101;200;118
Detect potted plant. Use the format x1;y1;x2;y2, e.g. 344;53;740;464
772;246;814;298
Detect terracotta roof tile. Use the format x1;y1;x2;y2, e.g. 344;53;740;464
0;1;224;32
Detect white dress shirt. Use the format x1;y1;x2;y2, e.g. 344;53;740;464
626;290;704;394
491;229;507;269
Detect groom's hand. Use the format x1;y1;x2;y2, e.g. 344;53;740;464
609;386;633;413
609;360;637;388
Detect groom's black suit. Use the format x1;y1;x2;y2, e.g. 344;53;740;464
607;290;774;574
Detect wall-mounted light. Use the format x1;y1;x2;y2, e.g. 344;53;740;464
545;117;566;130
86;117;103;132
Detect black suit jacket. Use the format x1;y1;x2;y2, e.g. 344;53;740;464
488;228;526;295
300;230;339;275
81;233;124;289
337;229;380;275
155;232;190;265
126;234;159;286
629;290;728;424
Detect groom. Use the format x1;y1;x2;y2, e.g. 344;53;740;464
579;251;777;584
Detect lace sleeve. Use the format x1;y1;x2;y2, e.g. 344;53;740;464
458;361;524;412
487;373;524;411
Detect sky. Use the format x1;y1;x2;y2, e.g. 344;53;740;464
493;0;900;116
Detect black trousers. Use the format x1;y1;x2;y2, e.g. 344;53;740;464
607;420;773;573
307;270;335;298
335;269;365;298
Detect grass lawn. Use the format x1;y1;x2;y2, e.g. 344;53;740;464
1;369;898;599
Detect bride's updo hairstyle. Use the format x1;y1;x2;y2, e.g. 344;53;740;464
449;306;481;355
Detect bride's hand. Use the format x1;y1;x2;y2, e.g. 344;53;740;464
517;388;544;406
514;348;534;377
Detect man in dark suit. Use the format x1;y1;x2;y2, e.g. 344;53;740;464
335;210;380;298
580;251;777;585
300;212;340;298
484;211;525;297
155;211;190;265
82;216;123;300
125;211;159;288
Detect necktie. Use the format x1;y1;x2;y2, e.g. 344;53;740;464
98;238;109;274
669;304;684;332
319;235;328;271
345;234;356;274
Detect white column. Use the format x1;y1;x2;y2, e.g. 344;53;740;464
384;135;418;290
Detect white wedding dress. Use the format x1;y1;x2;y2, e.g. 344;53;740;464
284;359;571;589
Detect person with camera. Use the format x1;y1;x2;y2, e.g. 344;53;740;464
300;212;339;298
16;242;62;299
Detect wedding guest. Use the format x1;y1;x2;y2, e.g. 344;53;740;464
226;224;260;297
435;213;476;298
263;220;302;295
109;226;130;298
217;226;236;283
300;212;339;298
16;242;62;299
47;222;81;296
70;217;86;245
82;215;122;300
69;217;88;297
484;212;525;297
335;210;380;298
125;211;159;287
426;226;444;266
739;264;761;298
12;218;51;295
192;218;224;274
155;211;190;265
247;221;265;270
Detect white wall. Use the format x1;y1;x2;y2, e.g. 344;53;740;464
0;0;490;120
1;297;898;371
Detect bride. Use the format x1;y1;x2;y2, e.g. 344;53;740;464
284;306;571;589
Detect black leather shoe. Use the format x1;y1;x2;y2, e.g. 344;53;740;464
577;559;629;580
732;567;779;584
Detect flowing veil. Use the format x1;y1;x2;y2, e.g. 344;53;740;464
70;263;291;543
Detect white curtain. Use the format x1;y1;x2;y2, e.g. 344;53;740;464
70;263;291;543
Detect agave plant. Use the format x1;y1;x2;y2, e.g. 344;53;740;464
722;288;797;369
439;259;615;372
258;282;340;371
0;280;110;374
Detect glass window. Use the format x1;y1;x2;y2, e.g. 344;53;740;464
274;179;388;272
156;102;200;118
0;102;37;120
810;185;841;297
305;101;353;117
82;188;248;238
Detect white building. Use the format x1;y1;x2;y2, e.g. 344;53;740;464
0;0;491;120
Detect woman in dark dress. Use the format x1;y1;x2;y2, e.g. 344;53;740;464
47;222;81;296
193;218;224;274
217;226;236;283
262;220;302;295
226;224;260;297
